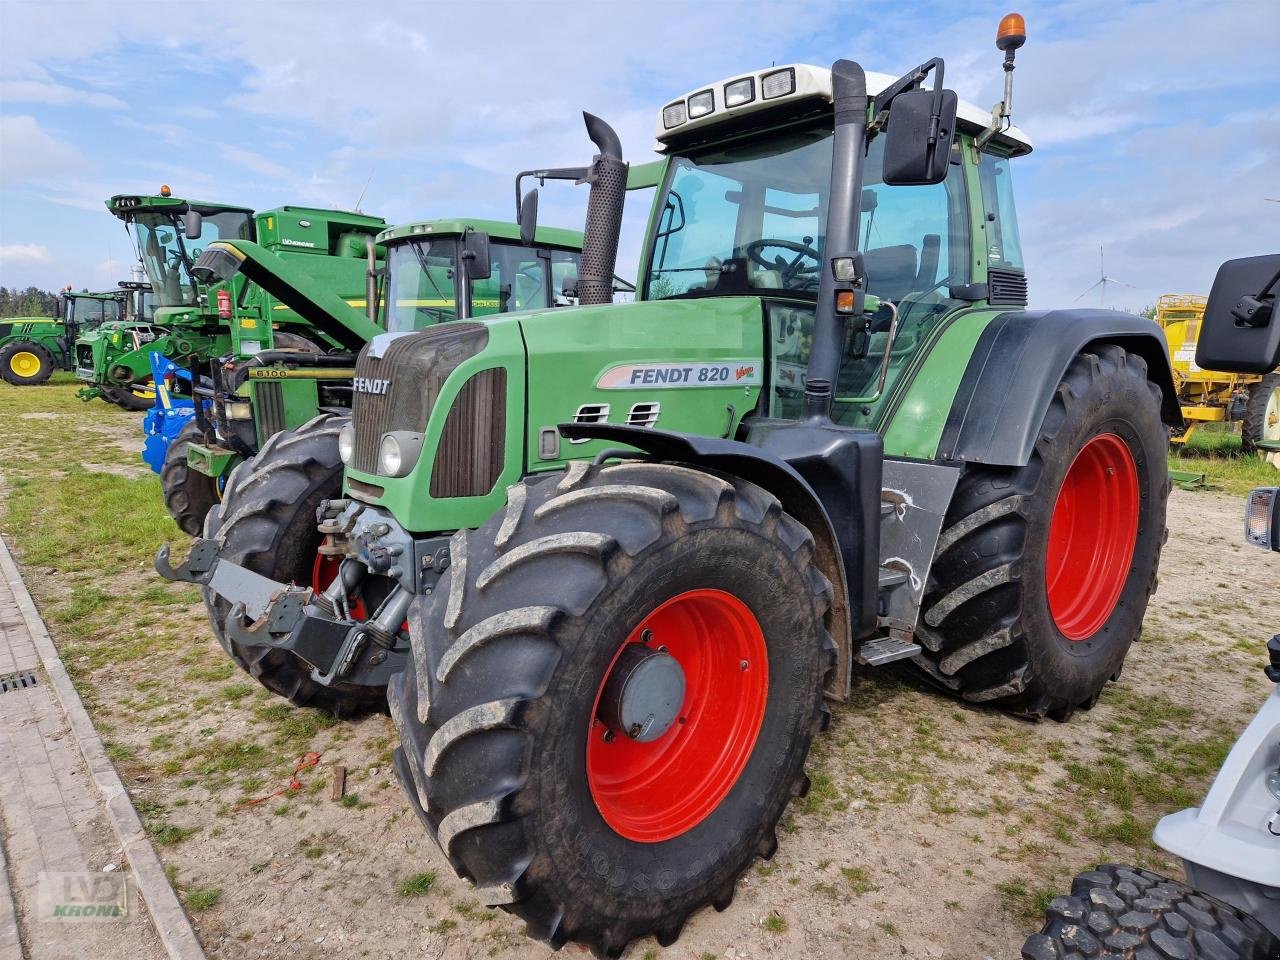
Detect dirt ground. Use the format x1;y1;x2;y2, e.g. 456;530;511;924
2;382;1278;960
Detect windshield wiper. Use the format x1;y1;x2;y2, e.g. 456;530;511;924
411;242;454;310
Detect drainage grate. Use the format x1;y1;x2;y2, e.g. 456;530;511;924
0;671;38;693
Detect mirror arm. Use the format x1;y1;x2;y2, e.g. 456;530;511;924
514;166;591;218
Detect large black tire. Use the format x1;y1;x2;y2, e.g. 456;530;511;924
0;341;55;385
1242;372;1280;453
102;381;156;412
912;345;1169;719
203;414;386;718
388;461;835;957
161;420;221;536
1022;865;1279;960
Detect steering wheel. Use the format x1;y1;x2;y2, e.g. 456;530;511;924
746;239;821;287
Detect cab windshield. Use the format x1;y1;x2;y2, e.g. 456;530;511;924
66;296;123;330
385;238;584;333
131;209;253;307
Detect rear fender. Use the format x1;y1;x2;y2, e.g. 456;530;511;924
938;309;1181;466
560;421;885;700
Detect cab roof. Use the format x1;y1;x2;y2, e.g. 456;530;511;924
376;218;584;250
656;64;1032;157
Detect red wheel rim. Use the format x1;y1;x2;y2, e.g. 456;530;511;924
312;553;369;621
1045;433;1139;641
586;589;768;843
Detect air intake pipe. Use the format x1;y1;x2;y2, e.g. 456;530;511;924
577;113;627;306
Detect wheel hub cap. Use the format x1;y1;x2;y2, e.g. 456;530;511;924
1045;432;1140;641
598;644;686;743
10;351;39;377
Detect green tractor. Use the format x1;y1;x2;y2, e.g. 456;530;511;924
70;277;160;409
162;19;1180;954
0;287;131;386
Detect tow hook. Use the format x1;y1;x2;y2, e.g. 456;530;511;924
155;538;219;584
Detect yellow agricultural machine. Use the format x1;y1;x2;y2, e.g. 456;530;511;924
1157;293;1280;464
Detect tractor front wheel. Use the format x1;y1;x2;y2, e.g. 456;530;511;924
389;461;834;956
914;345;1169;719
102;379;157;412
161;420;221;536
0;342;55;386
1023;864;1278;960
1243;372;1280;455
203;414;386;718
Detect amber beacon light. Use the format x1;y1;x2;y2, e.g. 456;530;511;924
997;12;1026;51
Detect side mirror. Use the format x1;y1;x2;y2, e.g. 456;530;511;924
881;88;958;186
1194;254;1280;374
461;229;492;281
518;189;539;247
183;210;203;241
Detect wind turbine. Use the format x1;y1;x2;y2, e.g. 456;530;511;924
1074;245;1134;308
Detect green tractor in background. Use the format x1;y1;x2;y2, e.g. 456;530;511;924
162;17;1182;954
173;216;586;712
0;286;135;387
81;188;389;533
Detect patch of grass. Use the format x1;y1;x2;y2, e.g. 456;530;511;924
220;683;255;701
997;878;1060;922
840;866;877;895
185;887;221;911
761;911;787;933
1168;450;1279;494
428;918;456;934
399;871;437;897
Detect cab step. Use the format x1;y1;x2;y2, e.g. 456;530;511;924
856;635;922;667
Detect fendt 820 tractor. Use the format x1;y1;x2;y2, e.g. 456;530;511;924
1;286;135;387
162;18;1180;954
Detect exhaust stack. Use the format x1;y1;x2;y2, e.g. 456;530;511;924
577;112;627;306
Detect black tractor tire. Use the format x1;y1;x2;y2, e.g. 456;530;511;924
1022;864;1279;960
0;341;55;386
102;381;156;412
203;414;385;718
912;345;1170;719
162;420;221;536
388;461;835;957
1242;372;1280;453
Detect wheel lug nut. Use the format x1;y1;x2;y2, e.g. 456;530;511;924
740;659;749;671
602;729;614;743
641;629;653;644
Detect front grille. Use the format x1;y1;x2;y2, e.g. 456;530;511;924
255;382;285;441
430;368;507;498
988;268;1029;305
350;325;488;476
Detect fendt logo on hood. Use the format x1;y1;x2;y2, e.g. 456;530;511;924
353;376;391;396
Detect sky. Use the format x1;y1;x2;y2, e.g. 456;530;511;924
1;0;1277;312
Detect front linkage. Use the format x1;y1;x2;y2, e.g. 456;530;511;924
159;498;445;690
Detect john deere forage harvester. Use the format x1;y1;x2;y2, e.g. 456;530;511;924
162;16;1180;953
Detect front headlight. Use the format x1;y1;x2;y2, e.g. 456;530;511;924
376;430;423;478
224;400;253;420
379;434;403;476
338;423;355;465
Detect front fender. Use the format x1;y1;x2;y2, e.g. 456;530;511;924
938;309;1182;467
560;421;885;700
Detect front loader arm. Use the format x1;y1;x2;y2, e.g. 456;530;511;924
192;241;382;351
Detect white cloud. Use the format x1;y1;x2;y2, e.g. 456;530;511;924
217;145;291;180
0;80;126;110
0;244;52;263
0;115;86;182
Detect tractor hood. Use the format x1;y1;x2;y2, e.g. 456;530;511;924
192;240;381;351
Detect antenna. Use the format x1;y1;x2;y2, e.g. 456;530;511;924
1073;244;1134;308
354;170;374;213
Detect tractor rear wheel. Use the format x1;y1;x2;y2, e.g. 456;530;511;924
388;462;834;956
1242;372;1280;454
1022;864;1278;960
161;420;221;536
203;414;386;718
0;342;55;385
913;345;1169;719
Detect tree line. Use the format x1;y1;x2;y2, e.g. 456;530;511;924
0;287;60;318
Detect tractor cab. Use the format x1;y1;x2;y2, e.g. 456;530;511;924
107;189;255;317
635;64;1032;433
